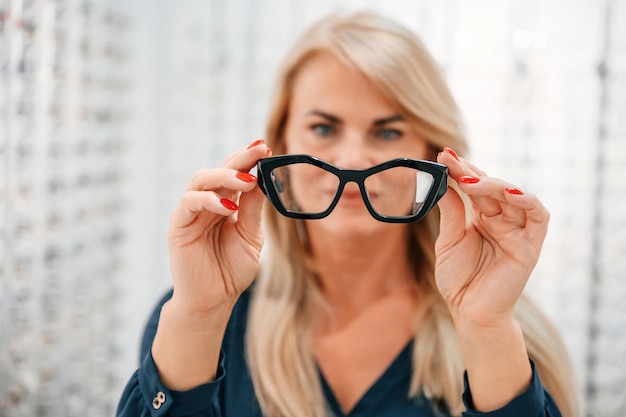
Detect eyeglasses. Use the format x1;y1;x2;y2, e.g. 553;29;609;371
257;155;448;223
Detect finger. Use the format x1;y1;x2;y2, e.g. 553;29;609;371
455;176;506;218
438;148;500;216
222;139;267;165
437;151;501;218
459;158;487;177
437;148;486;178
236;184;266;242
499;200;526;226
436;186;467;252
186;167;259;193
223;149;242;165
171;190;239;229
503;190;550;242
224;139;268;172
454;175;534;225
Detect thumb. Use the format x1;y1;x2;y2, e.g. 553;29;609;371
236;184;265;244
436;186;467;253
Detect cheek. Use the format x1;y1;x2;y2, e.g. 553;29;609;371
288;167;340;213
284;140;307;155
403;136;431;160
419;138;437;160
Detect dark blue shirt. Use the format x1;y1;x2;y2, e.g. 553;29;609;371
116;289;562;416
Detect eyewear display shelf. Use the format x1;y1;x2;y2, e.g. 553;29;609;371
0;0;131;416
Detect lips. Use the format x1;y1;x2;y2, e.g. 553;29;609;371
340;189;361;198
335;187;368;209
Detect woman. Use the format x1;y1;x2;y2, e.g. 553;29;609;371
117;11;578;417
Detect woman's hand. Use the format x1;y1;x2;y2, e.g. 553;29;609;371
152;139;270;391
435;147;549;411
167;139;271;315
434;147;549;327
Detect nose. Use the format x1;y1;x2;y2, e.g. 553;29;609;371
330;130;376;170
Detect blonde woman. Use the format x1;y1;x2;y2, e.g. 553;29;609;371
117;11;578;417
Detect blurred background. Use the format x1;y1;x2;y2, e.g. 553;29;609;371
0;0;624;415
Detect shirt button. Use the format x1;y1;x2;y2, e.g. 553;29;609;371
152;391;166;409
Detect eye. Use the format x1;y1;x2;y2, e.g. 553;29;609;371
311;123;336;137
375;128;402;140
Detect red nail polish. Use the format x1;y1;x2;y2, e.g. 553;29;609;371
220;198;239;210
247;139;265;149
457;175;479;184
236;172;257;183
444;147;460;161
506;187;524;195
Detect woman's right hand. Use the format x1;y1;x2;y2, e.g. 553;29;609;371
167;139;271;315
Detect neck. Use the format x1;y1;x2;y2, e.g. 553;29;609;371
307;223;416;318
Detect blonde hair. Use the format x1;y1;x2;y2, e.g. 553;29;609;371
247;11;578;417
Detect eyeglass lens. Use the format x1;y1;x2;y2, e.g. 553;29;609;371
268;163;436;219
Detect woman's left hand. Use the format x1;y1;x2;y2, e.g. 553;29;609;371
434;147;550;328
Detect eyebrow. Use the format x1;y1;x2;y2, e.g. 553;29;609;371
373;115;404;126
306;110;404;126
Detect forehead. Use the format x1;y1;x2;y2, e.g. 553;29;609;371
288;53;398;117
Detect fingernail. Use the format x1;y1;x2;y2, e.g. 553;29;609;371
506;187;524;195
247;139;265;149
220;198;239;210
444;147;460;161
457;175;479;184
236;172;257;183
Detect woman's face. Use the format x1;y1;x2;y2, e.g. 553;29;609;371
282;53;429;238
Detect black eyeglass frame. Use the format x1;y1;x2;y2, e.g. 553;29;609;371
256;154;448;223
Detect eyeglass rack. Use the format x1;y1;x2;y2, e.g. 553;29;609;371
0;0;131;415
